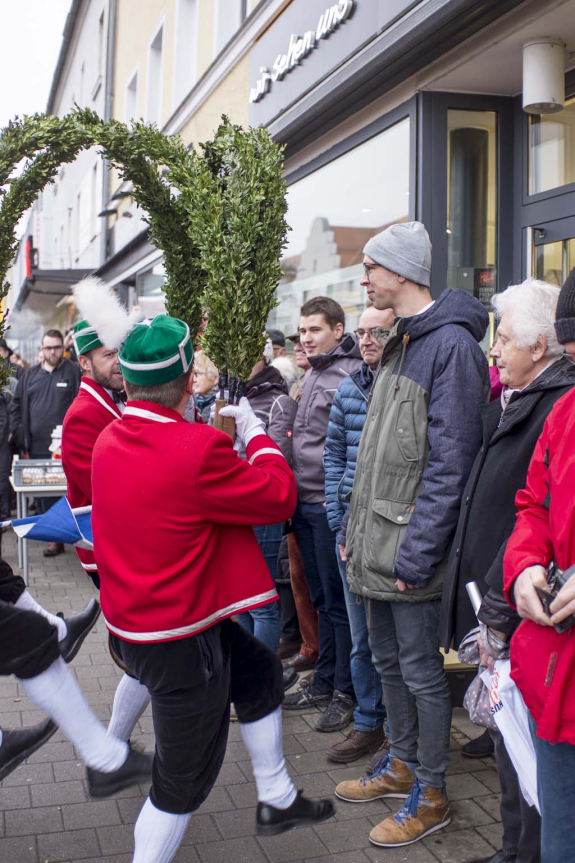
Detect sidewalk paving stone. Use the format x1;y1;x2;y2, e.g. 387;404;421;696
0;533;504;863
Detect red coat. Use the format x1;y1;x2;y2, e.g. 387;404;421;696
92;400;297;643
62;378;122;578
503;387;575;744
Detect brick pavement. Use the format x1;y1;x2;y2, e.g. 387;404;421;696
0;531;503;863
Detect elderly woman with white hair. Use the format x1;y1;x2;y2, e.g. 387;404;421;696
439;278;575;863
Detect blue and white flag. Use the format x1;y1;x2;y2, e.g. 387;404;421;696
1;497;93;549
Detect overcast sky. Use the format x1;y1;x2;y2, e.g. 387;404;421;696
0;0;71;129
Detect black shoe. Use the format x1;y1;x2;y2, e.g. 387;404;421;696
283;668;298;691
0;718;58;781
282;683;332;711
462;729;494;759
470;852;516;863
87;745;152;798
58;599;101;663
256;791;335;836
43;542;65;557
314;690;356;733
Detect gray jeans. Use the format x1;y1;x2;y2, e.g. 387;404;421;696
366;598;451;789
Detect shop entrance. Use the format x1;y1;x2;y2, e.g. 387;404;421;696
531;217;575;286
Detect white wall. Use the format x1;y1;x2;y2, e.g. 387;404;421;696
40;0;111;274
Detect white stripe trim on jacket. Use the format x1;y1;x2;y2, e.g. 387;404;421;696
104;589;278;642
123;406;177;423
80;381;122;420
81;561;98;571
249;447;285;465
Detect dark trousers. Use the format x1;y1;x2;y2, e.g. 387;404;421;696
278;581;301;643
491;728;541;862
29;449;60;515
0;599;60;679
110;619;283;815
293;500;353;697
530;715;575;863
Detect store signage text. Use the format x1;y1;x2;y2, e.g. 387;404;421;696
249;0;355;104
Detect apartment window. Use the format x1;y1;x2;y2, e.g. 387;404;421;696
76;192;82;261
91;163;99;240
174;0;198;108
214;0;247;56
125;70;138;122
146;24;164;126
98;11;105;77
79;62;85;106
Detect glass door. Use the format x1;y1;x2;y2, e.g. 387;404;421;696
531;217;575;286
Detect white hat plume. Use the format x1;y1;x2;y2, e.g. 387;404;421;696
73;277;138;351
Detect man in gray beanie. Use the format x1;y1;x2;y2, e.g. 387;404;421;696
335;221;490;849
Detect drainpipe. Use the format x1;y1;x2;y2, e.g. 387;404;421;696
100;0;117;267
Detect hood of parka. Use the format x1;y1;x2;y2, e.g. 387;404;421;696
245;363;289;399
306;333;362;371
393;288;489;346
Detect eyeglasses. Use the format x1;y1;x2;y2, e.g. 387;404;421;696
354;327;390;341
362;263;381;280
43;345;63;352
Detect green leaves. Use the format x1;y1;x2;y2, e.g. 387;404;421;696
169;116;288;384
0;112;288;392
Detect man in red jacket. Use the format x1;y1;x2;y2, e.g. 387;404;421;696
503;268;575;863
92;315;333;863
62;310;152;747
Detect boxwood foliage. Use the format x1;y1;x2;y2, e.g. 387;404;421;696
171;116;289;393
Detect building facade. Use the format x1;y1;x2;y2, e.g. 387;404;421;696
249;0;575;345
8;0;575;357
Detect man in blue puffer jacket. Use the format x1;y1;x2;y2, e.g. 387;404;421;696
324;305;395;766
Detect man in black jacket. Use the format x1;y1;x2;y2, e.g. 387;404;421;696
440;278;575;863
10;329;81;555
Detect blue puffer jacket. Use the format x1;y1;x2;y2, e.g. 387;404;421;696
324;362;374;534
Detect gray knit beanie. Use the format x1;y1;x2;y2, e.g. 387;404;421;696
363;221;432;288
555;267;575;344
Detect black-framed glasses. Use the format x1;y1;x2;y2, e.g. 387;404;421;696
43;345;64;352
354;327;390;342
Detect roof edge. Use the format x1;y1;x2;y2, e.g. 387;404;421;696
46;0;84;115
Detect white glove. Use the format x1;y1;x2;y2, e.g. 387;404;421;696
219;397;266;450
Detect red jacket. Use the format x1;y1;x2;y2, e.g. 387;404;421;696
62;378;122;578
503;387;575;744
92;401;297;643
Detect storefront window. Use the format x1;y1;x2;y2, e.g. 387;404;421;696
529;98;575;195
135;263;167;317
446;110;497;307
267;117;411;335
534;237;575;285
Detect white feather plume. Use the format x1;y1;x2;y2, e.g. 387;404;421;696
73;277;135;351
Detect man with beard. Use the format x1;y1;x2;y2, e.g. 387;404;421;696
11;329;81;555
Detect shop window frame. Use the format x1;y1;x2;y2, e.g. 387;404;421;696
419;91;514;299
283;96;417;223
522;69;575;207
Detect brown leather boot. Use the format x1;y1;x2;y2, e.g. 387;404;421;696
327;727;386;764
335;753;413;802
369;780;450;847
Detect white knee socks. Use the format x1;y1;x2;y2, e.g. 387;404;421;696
133;797;190;863
240;707;297;809
15;590;67;641
20;657;128;771
108;674;151;741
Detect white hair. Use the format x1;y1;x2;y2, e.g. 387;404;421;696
491;279;562;357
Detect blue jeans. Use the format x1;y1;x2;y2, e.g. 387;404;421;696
530;715;575;863
366;598;451;788
336;545;386;732
237;523;282;651
293;501;353;697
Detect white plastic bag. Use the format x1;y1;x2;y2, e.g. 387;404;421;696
481;659;540;812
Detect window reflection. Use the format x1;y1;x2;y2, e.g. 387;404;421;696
529;98;575;195
446;110;497;306
268;118;411;335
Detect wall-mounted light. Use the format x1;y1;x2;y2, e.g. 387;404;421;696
523;38;565;114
